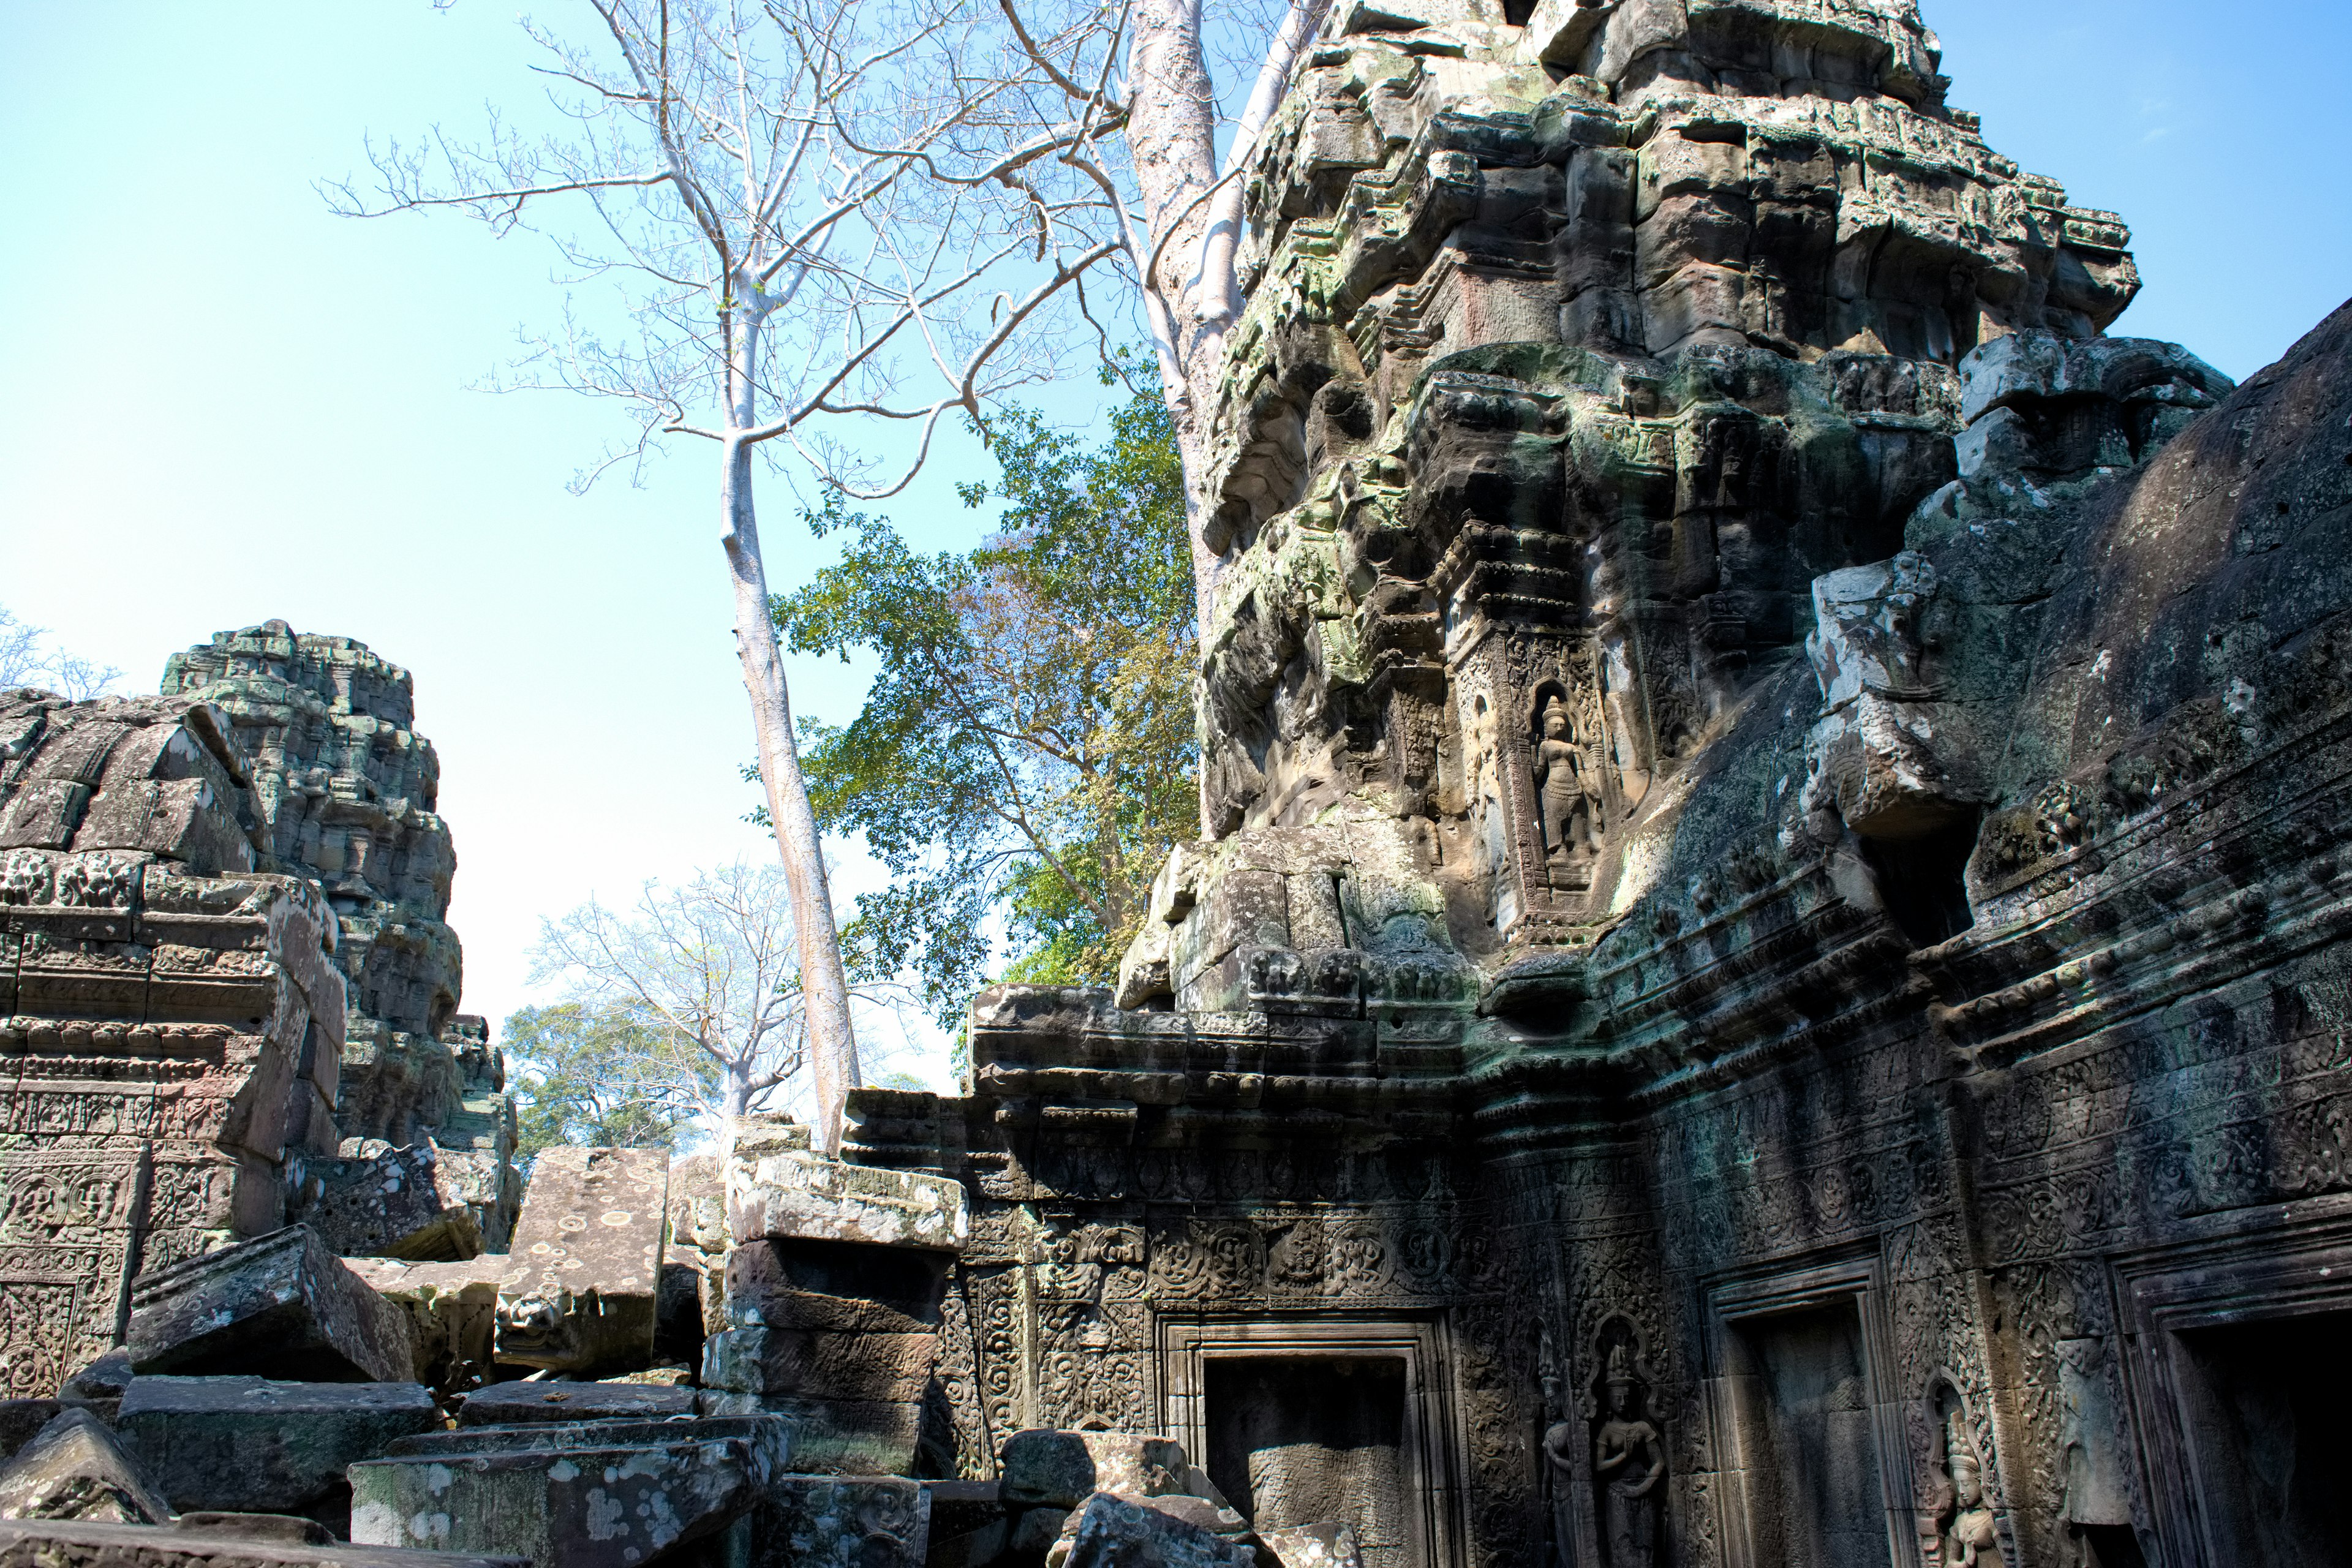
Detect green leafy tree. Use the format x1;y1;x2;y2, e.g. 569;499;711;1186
774;383;1197;1026
503;1002;697;1161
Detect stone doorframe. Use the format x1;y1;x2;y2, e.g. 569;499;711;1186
2108;1204;2352;1568
1698;1250;1924;1568
1155;1311;1462;1568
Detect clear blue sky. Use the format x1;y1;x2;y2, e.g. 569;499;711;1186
2;0;2346;1074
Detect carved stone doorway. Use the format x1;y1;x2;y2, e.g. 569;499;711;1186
2112;1219;2352;1568
2169;1313;2352;1567
1158;1314;1458;1568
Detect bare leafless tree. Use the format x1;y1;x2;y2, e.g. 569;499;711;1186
532;861;826;1125
0;606;120;700
331;0;1328;1144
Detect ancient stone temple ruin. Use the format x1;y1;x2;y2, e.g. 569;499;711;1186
0;2;2349;1567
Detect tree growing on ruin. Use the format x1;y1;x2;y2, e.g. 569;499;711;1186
773;379;1196;1025
333;0;1330;1139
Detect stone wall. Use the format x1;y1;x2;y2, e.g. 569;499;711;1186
0;690;345;1396
839;4;2352;1567
0;625;521;1399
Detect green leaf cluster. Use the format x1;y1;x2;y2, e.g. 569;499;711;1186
772;383;1197;1028
503;1001;704;1161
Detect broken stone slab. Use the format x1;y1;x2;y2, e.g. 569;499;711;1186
0;1517;529;1568
999;1430;1189;1509
703;1178;957;1473
454;1381;693;1427
1047;1493;1256;1568
172;1515;337;1547
726;1121;967;1250
126;1227;416;1384
741;1476;929;1568
0;1410;172;1525
287;1144;484;1262
380;1415;790;1477
492;1148;667;1377
341;1261;499;1395
1260;1522;1364;1568
116;1378;439;1518
348;1420;766;1568
694;1388;919;1476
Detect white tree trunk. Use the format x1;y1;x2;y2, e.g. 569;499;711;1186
721;432;862;1152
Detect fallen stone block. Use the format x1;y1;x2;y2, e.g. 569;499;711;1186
0;1410;172;1525
0;1515;530;1568
126;1227;416;1384
341;1261;499;1394
171;1514;337;1547
1000;1430;1188;1509
744;1476;929;1568
701;1208;954;1472
288;1144;484;1262
454;1381;693;1427
116;1378;439;1520
492;1148;667;1377
348;1420;765;1568
726;1121;967;1250
1261;1521;1363;1568
694;1388;919;1476
1047;1493;1255;1568
379;1415;790;1480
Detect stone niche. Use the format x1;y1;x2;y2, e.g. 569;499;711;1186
833;2;2352;1567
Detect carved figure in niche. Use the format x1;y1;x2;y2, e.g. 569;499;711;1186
1593;1341;1664;1567
1538;1333;1580;1568
1938;1409;2005;1568
1536;696;1601;873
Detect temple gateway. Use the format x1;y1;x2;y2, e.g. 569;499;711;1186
3;2;2350;1567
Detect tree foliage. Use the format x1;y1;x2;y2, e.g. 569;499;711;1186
774;383;1197;1025
503;1002;696;1160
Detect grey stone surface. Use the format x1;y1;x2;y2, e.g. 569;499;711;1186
0;1407;61;1464
454;1382;693;1427
116;1378;438;1517
491;1147;666;1377
0;1411;171;1526
1260;1522;1363;1568
287;1144;484;1263
1047;1493;1254;1568
339;1260;499;1395
744;1477;929;1568
349;1418;777;1568
125;1227;415;1384
1000;1431;1188;1510
0;1517;526;1568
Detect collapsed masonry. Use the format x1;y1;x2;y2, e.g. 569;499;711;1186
1;1;2351;1567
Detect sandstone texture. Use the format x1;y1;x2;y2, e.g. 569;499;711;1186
827;4;2352;1567
115;1378;437;1521
0;1412;172;1526
0;1518;526;1568
125;1228;415;1385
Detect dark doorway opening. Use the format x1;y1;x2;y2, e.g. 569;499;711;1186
2173;1310;2352;1567
1861;812;1980;949
1735;1302;1893;1568
1205;1355;1416;1568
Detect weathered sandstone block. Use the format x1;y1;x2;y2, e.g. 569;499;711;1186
0;1411;171;1526
125;1227;415;1384
116;1378;437;1519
